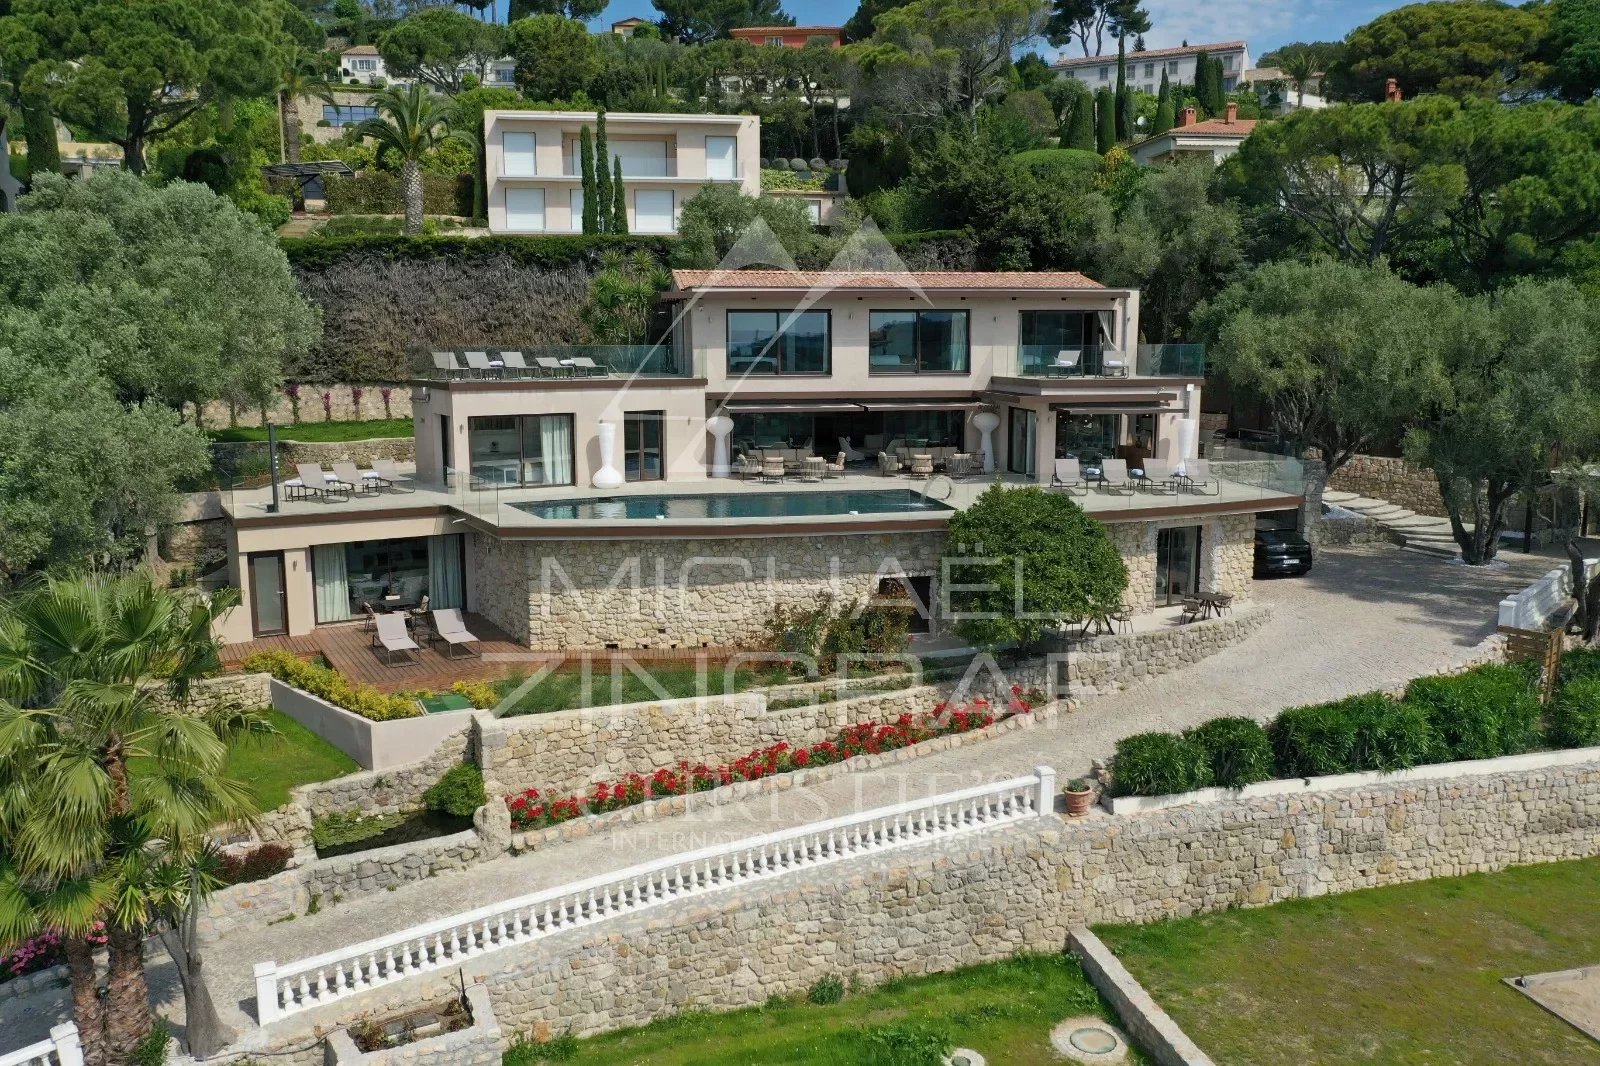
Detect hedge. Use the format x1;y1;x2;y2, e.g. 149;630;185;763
323;171;474;218
282;233;676;271
1184;716;1274;788
1403;664;1541;761
1110;732;1212;797
1549;676;1600;748
240;650;422;721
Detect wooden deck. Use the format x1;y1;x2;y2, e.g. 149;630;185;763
220;614;746;693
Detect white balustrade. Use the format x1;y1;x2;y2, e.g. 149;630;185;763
255;767;1056;1024
0;1024;83;1066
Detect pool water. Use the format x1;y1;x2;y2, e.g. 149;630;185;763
514;489;953;521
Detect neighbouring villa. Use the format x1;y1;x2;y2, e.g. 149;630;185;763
214;269;1304;648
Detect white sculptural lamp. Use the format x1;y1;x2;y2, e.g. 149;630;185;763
972;410;1000;474
706;412;734;477
592;419;624;488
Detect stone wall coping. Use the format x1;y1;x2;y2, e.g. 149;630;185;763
1105;745;1600;815
311;827;482;873
1498;558;1597;632
1069;927;1216;1066
489;691;763;730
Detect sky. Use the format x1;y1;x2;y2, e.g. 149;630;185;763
493;0;1417;58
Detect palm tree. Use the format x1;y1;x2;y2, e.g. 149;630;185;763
356;84;463;235
583;250;669;346
277;46;338;166
1277;45;1321;109
0;574;263;1064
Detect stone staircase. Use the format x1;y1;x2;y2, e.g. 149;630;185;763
1322;490;1463;558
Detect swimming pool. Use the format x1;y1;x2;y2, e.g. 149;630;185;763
513;488;953;521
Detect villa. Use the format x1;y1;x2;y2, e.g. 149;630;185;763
485;110;761;235
1052;40;1252;96
214;269;1303;649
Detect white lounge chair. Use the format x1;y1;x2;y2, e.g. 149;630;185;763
332;460;378;496
569;356;606;376
372;613;420;668
431;608;481;659
838;436;865;462
1051;457;1084;494
1179;458;1220;495
290;462;347;502
1098;458;1134;494
1050;349;1081;376
1137;458;1177;494
534;356;566;377
370;458;413;492
1100;349;1128;377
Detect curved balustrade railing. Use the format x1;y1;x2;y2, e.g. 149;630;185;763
254;766;1057;1025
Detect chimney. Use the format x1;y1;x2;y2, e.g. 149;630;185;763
1385;77;1403;103
1225;101;1238;124
1181;106;1196;127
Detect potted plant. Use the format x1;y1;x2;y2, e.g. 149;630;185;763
1063;778;1097;817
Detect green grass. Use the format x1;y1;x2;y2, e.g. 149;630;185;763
512;953;1144;1065
496;662;797;717
207;418;413;444
226;710;359;810
1095;857;1600;1065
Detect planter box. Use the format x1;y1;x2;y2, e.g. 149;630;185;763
271;679;480;771
1105;744;1600;815
324;984;501;1066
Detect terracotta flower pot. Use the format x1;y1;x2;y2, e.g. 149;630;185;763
1063;787;1096;818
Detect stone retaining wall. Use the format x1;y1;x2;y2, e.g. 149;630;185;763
255;758;1600;1049
1328;454;1446;517
201;385;413;429
294;725;476;820
1064;604;1273;696
148;672;271;715
210;437;416;471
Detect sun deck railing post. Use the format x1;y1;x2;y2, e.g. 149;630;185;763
1034;765;1056;817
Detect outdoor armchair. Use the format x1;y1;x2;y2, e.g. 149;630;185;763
372;613;421;667
1098;458;1134;494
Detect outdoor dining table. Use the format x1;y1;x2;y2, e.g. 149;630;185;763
1196;592;1234;620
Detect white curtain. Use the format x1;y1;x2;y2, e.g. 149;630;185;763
542;416;574;485
312;545;352;623
428;534;464;610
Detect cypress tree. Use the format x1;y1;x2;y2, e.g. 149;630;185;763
1114;38;1129;141
611;156;628;234
1152;70;1174;135
1095;87;1115;154
594;109;612;233
1207;57;1228;115
579;125;599;234
1065;92;1096;151
1192;50;1212;116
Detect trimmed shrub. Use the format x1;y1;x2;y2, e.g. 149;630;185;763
424;764;487;817
1559;646;1600;688
1013;147;1105;185
1403;664;1541;761
1269;697;1366;777
323;171;474;217
1345;696;1437;772
1110;732;1213;797
1184;716;1274;788
241;650;422;721
217;843;294;886
1549;675;1600;749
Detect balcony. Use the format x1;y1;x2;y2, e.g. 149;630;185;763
411;345;697;383
552;158;750;182
1006;343;1206;379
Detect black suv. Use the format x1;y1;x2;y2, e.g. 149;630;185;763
1254;529;1313;577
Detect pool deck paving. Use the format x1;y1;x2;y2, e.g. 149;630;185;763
0;544;1554;1050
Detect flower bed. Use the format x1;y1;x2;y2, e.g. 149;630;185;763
241;651;498;722
3;923;105;984
505;694;1033;830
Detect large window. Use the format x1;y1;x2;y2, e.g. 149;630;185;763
1018;310;1095;373
705;135;738;179
624;411;664;481
468;414;574;486
503;132;537;176
726;310;831;375
314;535;465;622
868;310;969;374
505;188;545;231
1056;411;1121;462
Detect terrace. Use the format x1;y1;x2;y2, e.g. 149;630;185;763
409;344;697;382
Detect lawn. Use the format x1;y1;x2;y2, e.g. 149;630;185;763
207;418;413;443
226;710;359;810
496;661;797;716
1095;857;1600;1065
508;953;1145;1065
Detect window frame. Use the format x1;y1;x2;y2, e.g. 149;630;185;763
466;413;575;488
724;309;833;376
866;308;971;376
623;410;666;482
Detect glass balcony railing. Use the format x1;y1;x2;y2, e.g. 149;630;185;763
1010;344;1129;378
1136;344;1206;377
411;345;696;382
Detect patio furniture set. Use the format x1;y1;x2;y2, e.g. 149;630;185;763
1048;457;1220;496
430;350;618;380
367;604;482;667
1035;348;1129;377
878;448;983;479
734;450;848;481
1180;592;1234;624
284;460;413;502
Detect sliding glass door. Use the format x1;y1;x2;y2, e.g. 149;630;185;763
1007;407;1037;478
624;411;664;481
468;414;574;487
1155;526;1201;605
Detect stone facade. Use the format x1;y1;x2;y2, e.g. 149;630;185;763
469;534;533;645
1328;454;1446;517
148;672;271;715
1063;604;1273;696
1103;514;1255;612
259;758;1600;1048
295;726;476;821
495;532;944;651
200;384;413;430
210;437;416;472
305;829;491;904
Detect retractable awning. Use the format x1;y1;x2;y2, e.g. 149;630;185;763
717;402;865;414
856;400;987;412
1049;403;1180;415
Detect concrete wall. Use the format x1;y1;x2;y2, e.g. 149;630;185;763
1328;454;1446;517
325;985;502;1066
1070;928;1216;1066
257;757;1600;1048
1498;557;1598;632
270;680;479;772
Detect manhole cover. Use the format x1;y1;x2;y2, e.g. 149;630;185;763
1070;1028;1119;1053
944;1051;985;1066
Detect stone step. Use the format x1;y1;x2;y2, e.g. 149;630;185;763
1403;541;1459;559
1385;514;1449;530
1322;489;1359;504
1364;506;1417;522
1340;497;1395;514
1405;533;1462;549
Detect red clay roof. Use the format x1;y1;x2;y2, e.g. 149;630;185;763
1141;117;1260;143
1052;41;1246;68
670;269;1105;292
729;26;844;34
342;44;380;56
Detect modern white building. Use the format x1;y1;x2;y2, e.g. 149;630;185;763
1052;40;1251;96
338;46;516;90
484;110;761;235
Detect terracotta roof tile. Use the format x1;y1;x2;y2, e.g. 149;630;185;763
1142;117;1260;142
669;269;1106;292
1052;41;1246;68
729;26;844;34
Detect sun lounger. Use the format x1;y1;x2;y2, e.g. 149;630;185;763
431;607;481;659
569;356;606;376
372;613;420;667
290;462;348;502
370;458;413;492
498;351;529;376
1051;457;1084;494
332;460;379;495
1098;458;1134;494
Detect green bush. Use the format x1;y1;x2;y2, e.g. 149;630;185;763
1549;676;1600;748
281;233;675;271
859;1021;950;1066
424;764;487;817
1013;147;1105;184
503;1031;576;1064
1184;716;1274;788
323;171;474;217
1404;664;1541;761
130;1018;170;1066
808;973;845;1005
1345;696;1437;772
1111;732;1214;797
241;650;422;721
1560;646;1600;688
